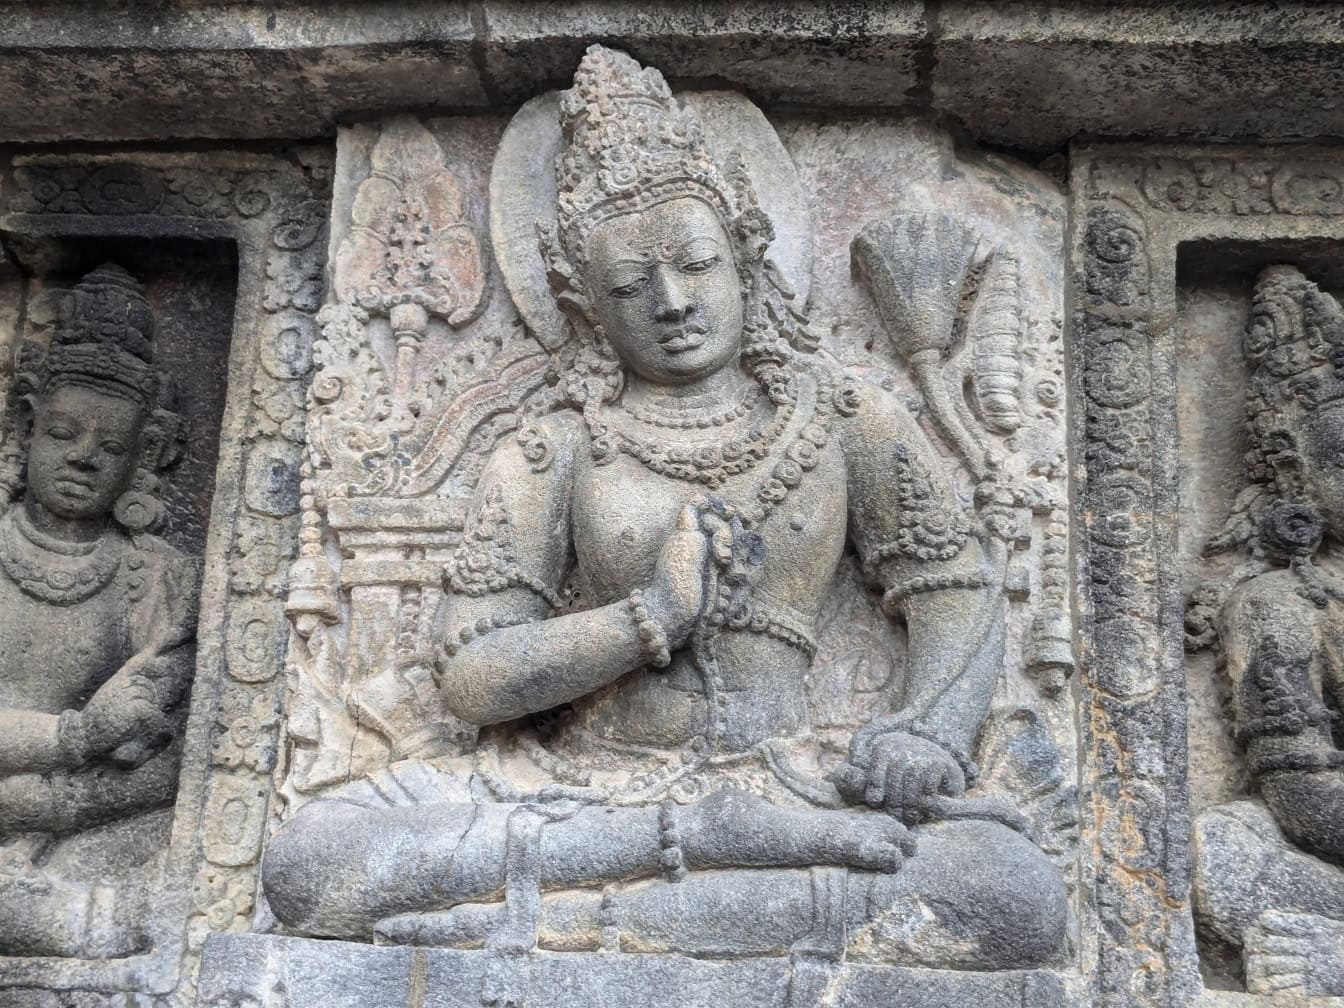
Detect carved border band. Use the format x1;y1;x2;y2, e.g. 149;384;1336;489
1070;144;1344;1008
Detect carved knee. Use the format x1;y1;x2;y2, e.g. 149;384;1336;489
859;819;1067;970
261;800;367;937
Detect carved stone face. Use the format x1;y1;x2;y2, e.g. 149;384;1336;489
26;385;144;521
1298;406;1344;539
583;196;743;386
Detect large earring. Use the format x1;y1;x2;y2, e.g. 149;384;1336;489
114;467;166;533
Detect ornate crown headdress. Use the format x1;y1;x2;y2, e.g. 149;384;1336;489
1196;264;1344;568
1244;264;1344;480
547;45;773;277
45;263;159;410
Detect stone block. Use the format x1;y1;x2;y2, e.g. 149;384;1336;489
479;1;925;106
934;3;1344;150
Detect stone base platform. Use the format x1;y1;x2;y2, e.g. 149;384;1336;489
197;933;1081;1008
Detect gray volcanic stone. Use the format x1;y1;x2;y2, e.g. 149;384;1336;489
1;7;1344;1008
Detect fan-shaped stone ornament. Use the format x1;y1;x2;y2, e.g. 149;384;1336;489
489;89;811;350
335;115;487;328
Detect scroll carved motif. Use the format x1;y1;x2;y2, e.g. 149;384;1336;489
0;149;329;1006
1071;142;1344;1008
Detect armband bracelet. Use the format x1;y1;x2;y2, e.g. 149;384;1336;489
628;590;672;668
881;572;988;611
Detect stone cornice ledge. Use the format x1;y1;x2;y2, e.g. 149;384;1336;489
0;1;1341;149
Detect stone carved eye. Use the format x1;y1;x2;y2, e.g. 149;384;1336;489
682;255;720;274
609;278;647;299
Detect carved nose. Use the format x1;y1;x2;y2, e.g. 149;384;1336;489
652;267;690;322
66;442;99;470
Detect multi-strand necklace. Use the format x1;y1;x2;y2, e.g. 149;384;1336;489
0;507;121;605
590;378;795;490
619;384;761;430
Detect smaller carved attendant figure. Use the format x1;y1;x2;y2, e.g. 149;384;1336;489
0;265;199;959
1188;265;1344;996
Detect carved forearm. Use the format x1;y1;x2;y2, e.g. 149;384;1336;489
0;707;69;772
0;747;179;834
438;599;667;726
894;578;1005;765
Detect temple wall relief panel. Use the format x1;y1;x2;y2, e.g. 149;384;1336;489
1074;144;1344;1006
194;48;1086;1008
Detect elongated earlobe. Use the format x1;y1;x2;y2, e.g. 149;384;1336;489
556;289;594;327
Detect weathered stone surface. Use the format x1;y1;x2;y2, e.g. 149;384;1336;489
479;1;925;107
936;4;1344;151
1;7;1343;1008
0;148;329;1005
2;3;1343;148
197;932;1083;1008
1072;141;1344;1006
247;40;1078;1008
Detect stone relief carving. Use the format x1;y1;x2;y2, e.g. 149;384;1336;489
0;264;199;959
259;46;1078;1004
1075;142;1344;1007
1186;265;1344;998
0;148;329;1006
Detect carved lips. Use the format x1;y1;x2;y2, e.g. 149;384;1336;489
658;323;708;355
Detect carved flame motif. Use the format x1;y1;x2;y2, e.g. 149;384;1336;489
335;116;487;327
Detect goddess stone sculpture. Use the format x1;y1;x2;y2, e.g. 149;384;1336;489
0;264;199;958
265;46;1066;972
1188;265;1344;996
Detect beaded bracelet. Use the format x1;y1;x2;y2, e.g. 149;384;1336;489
881;572;988;609
628;590;672;668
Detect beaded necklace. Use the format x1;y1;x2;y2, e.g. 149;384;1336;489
587;376;796;490
0;507;122;605
619;385;761;430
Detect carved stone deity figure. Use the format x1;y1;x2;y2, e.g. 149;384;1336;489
1187;265;1344;996
0;264;199;959
265;47;1066;972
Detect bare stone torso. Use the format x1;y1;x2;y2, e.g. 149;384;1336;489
0;533;133;714
568;385;849;751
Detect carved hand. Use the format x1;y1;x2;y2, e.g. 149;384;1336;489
835;729;966;825
61;657;172;766
642;504;714;648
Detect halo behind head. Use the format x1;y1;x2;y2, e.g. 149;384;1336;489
489;48;811;351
